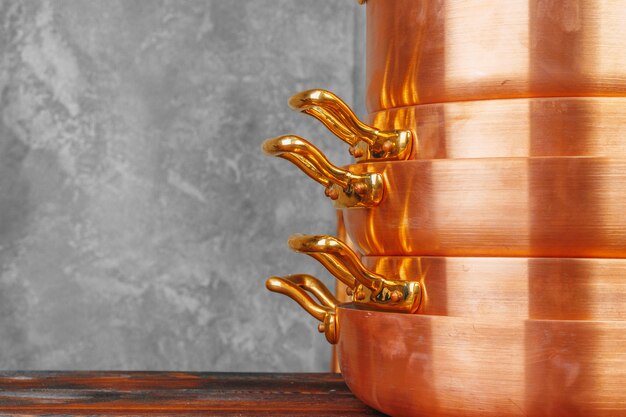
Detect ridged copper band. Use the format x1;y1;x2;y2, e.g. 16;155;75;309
344;157;626;257
338;307;626;417
366;97;626;159
361;256;626;320
366;0;626;111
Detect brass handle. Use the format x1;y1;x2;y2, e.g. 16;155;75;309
301;252;357;290
266;275;338;344
281;274;339;309
288;234;422;313
288;89;412;161
262;135;383;208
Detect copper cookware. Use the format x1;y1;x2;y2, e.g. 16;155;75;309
264;0;626;412
280;90;626;162
274;234;626;320
338;307;626;417
343;157;626;257
264;139;626;256
282;90;626;162
266;275;626;416
369;97;626;159
366;0;626;111
362;255;626;320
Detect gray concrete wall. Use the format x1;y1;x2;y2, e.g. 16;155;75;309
0;0;365;372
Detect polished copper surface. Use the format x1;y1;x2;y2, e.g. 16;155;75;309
344;157;626;257
362;256;626;320
338;306;626;417
367;97;626;159
367;0;626;111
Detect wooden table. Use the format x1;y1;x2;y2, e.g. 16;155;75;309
0;372;386;416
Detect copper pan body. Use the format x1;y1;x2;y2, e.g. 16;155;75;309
344;157;626;257
367;97;626;159
337;306;626;417
361;256;626;320
366;0;626;112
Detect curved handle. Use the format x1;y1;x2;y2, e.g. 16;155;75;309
288;234;422;313
303;252;357;290
288;234;383;292
266;275;338;344
263;135;351;189
288;89;412;161
262;135;383;208
282;274;339;309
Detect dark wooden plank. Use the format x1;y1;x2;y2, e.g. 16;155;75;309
0;372;386;416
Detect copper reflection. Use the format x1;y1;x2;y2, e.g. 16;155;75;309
343;157;626;257
362;256;626;320
366;0;626;112
337;306;626;417
366;98;626;159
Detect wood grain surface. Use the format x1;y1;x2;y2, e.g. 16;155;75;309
0;372;385;416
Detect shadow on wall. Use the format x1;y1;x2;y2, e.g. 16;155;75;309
0;0;364;372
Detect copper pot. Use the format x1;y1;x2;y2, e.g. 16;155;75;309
342;157;626;257
279;234;626;320
266;276;626;417
338;306;626;417
361;255;626;320
366;0;626;112
282;91;626;163
264;136;626;256
368;97;626;159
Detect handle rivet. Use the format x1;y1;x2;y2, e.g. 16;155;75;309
354;183;367;196
391;291;403;302
346;287;354;296
349;146;364;158
355;290;365;300
382;140;394;153
325;188;339;200
318;323;326;333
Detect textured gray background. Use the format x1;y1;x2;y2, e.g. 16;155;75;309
0;0;365;371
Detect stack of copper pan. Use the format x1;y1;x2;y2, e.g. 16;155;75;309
263;1;626;416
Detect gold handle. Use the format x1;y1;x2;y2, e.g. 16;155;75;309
262;135;383;208
281;274;339;309
266;275;338;344
288;89;412;161
301;252;356;290
288;234;422;313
